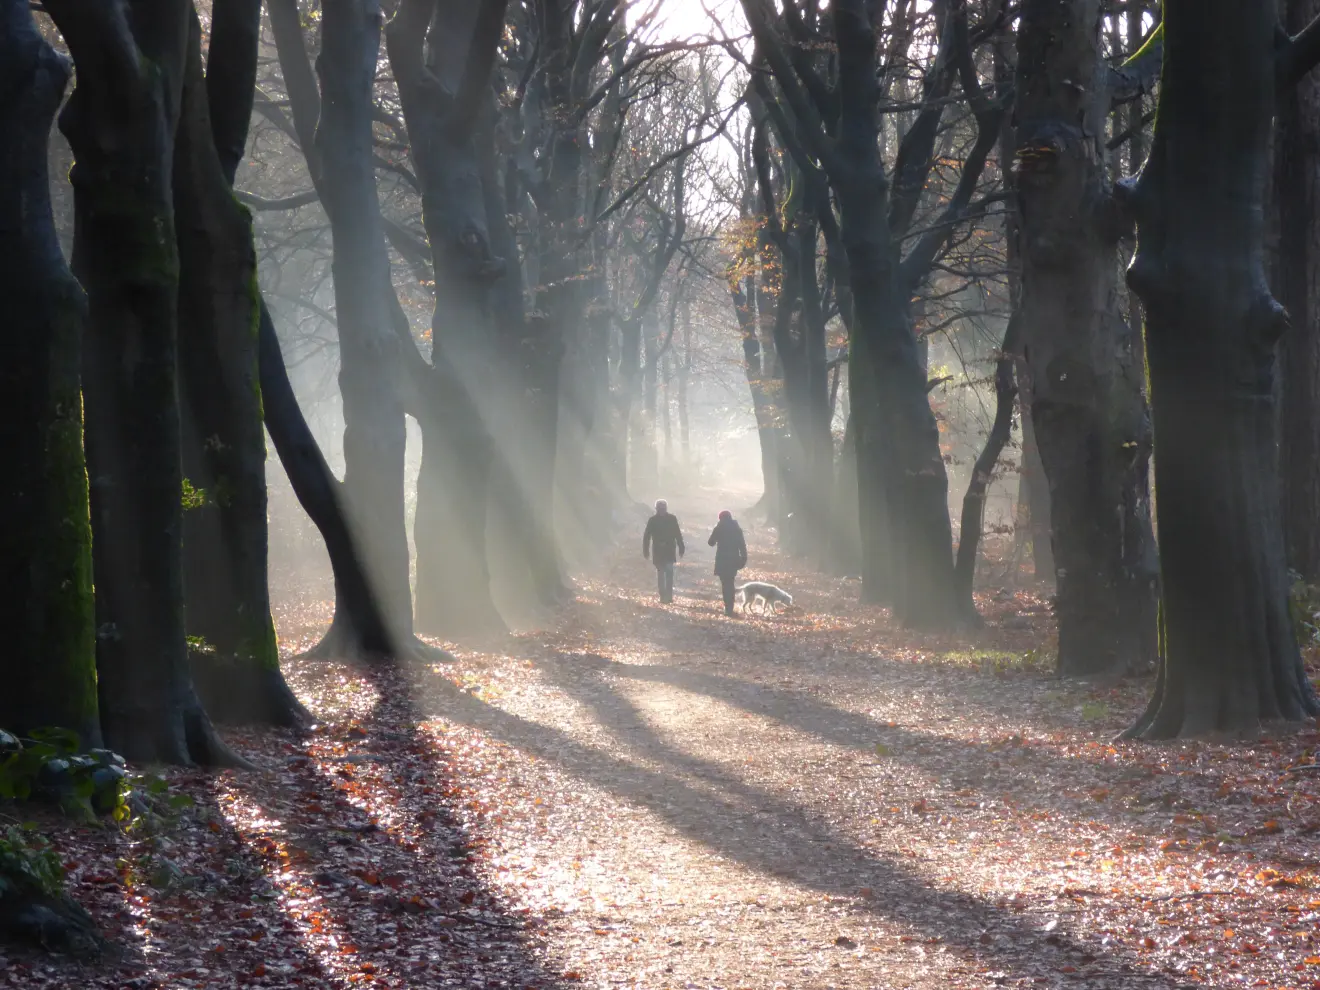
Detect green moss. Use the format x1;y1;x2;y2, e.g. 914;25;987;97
0;826;65;901
238;612;281;673
82;190;180;288
1122;20;1163;69
38;286;98;738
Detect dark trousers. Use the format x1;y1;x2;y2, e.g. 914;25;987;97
718;572;737;615
656;562;675;602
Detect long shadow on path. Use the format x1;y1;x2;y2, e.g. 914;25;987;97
418;668;1184;990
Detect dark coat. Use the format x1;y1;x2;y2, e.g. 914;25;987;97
707;518;747;576
643;513;685;566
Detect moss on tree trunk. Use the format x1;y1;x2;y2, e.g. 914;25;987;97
0;3;99;747
49;0;244;766
174;12;306;725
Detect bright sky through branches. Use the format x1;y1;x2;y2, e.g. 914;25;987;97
644;0;745;41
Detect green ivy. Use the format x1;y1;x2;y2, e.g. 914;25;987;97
0;826;65;901
0;728;128;822
181;477;208;510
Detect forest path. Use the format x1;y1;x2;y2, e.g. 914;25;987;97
19;493;1320;990
399;494;1320;990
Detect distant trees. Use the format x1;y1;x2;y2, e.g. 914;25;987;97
742;0;1006;625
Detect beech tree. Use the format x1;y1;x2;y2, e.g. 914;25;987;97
1012;0;1159;677
385;0;511;639
175;5;307;724
268;0;460;658
44;0;240;763
0;0;99;744
1276;0;1320;584
1122;1;1320;737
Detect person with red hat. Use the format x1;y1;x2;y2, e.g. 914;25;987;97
707;510;747;616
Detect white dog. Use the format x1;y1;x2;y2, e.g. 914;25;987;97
736;581;794;615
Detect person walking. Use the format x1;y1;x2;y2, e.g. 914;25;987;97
642;499;685;604
707;510;747;616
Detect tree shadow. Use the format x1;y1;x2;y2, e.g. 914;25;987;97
214;668;570;989
528;626;1307;880
0;678;567;989
414;667;1186;990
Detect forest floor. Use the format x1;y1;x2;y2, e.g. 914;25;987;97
6;493;1320;990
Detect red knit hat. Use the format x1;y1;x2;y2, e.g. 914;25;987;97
718;510;732;521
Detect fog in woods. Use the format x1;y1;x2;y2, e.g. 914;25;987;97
11;1;1320;987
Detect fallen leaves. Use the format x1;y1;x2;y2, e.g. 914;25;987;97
8;525;1320;990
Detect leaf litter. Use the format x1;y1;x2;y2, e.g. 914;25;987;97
5;519;1320;988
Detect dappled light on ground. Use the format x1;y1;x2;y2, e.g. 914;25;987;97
5;522;1320;989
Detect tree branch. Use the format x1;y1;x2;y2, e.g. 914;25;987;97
235;188;321;210
740;0;840;174
266;0;323;182
900;93;1006;288
1278;12;1320;89
591;102;737;228
205;0;262;184
1108;28;1162;105
450;0;511;137
887;3;964;237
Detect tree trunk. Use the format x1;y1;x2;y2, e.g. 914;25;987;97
174;11;307;726
265;0;417;657
833;1;957;627
1276;0;1320;581
849;333;892;604
1015;382;1055;582
258;301;396;655
661;352;673;465
482;121;566;608
831;408;863;577
0;4;99;745
730;271;780;520
755;245;785;525
385;0;506;640
1015;0;1157;678
1123;0;1320;737
50;0;240;765
954;317;1019;614
795;218;837;566
314;0;415;646
678;326;691;464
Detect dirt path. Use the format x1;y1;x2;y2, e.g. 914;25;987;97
8;495;1320;990
408;501;1320;990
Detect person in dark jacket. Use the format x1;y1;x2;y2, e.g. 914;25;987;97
707;510;747;616
642;499;685;603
